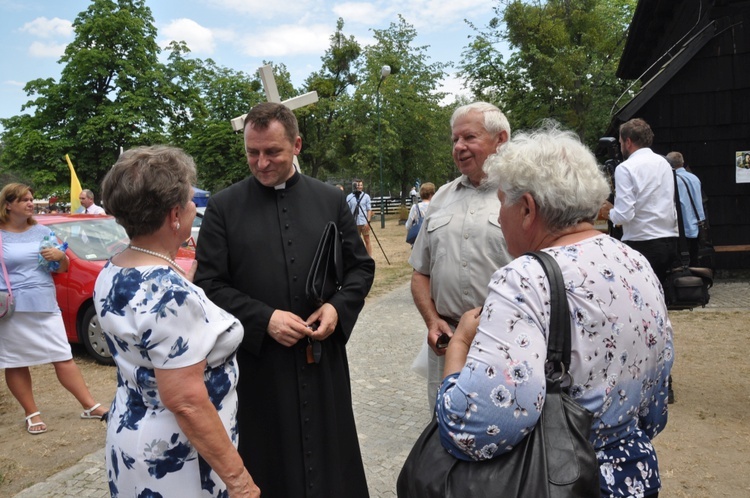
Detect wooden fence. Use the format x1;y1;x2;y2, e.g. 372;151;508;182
371;197;414;216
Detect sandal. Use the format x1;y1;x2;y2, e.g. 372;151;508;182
81;403;108;420
25;412;47;435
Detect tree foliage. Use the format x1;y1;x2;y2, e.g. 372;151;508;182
297;19;361;179
460;0;636;145
0;1;269;198
350;16;452;199
0;0;170;198
2;2;630;202
164;44;266;192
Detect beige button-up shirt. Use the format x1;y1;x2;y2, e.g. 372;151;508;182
409;175;511;321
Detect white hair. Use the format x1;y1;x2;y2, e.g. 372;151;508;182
485;122;610;231
450;102;511;137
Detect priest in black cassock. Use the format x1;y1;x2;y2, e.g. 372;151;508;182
195;102;375;498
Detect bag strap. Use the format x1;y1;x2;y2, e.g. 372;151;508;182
525;251;570;372
0;231;12;299
352;193;368;221
677;174;701;221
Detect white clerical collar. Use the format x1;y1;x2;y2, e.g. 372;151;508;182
274;183;286;190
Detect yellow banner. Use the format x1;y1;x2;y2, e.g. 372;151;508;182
65;154;83;213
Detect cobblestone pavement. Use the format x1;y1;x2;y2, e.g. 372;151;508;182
14;279;750;497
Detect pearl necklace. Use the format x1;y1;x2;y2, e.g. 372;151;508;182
128;245;186;275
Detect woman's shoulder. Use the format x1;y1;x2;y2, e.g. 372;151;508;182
1;223;49;242
31;224;51;235
100;263;193;295
97;264;199;316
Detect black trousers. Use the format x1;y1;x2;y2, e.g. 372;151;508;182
687;237;699;267
623;237;678;284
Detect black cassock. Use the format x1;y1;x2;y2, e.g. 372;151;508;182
195;172;375;498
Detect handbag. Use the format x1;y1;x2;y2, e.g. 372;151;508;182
305;221;344;307
397;251;600;498
406;204;424;245
667;173;713;310
0;231;15;320
663;265;713;310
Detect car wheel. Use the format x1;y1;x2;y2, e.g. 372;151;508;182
80;305;115;366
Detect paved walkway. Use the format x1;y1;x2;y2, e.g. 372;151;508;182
14;279;750;497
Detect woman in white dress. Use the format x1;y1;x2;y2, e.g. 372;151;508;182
95;146;260;497
0;183;108;435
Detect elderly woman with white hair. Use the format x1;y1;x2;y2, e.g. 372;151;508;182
436;125;673;498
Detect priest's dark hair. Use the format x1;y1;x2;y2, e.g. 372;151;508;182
243;102;300;145
102;145;197;239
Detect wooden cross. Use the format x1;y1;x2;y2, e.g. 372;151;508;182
230;65;319;132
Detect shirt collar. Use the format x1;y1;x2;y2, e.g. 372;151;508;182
255;171;301;191
457;174;495;192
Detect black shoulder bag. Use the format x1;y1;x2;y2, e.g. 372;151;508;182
397;251;600;498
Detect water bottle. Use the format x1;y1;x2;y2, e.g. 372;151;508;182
38;232;60;271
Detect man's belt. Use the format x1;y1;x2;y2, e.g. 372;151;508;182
438;314;460;328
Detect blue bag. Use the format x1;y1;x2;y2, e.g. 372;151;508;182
406;205;423;245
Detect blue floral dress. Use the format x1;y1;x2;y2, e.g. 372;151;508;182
94;263;243;498
436;235;674;498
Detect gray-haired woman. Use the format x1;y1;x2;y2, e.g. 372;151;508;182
437;125;673;497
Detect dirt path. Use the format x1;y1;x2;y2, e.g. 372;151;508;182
653;310;750;497
0;219;747;496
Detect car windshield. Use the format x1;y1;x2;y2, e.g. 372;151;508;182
192;213;203;228
47;218;129;261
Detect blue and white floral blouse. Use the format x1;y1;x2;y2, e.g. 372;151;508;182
94;262;243;498
436;235;674;498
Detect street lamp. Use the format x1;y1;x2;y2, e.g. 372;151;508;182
376;64;391;229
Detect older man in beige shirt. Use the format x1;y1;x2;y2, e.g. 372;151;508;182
409;102;512;408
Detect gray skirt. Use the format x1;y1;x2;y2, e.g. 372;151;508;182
0;311;73;368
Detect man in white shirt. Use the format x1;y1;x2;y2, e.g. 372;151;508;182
600;118;678;283
78;190;106;215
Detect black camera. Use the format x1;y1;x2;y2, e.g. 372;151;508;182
598;137;624;240
598;137;622;179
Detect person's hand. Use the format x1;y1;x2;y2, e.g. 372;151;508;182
451;307;482;349
226;468;260;497
599;200;614;221
427;318;454;356
361;224;370;235
40;247;65;262
267;310;309;347
305;303;339;341
185;260;198;282
442;307;482;378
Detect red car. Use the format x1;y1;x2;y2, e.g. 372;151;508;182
36;214;195;365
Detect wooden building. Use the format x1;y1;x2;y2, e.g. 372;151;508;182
609;0;750;269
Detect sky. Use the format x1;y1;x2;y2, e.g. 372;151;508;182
0;0;501;129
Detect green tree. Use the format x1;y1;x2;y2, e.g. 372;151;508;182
460;0;636;145
297;19;361;179
163;43;266;191
0;0;171;197
351;16;452;201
